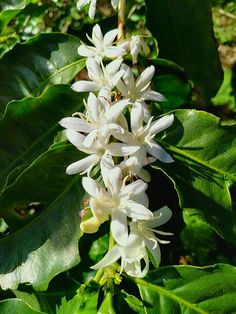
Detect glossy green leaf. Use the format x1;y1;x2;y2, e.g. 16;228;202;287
136;264;236;313
0;144;84;290
0;84;83;191
153;109;236;242
0;33;85;114
0;298;45;314
0;0;34;31
146;0;223;102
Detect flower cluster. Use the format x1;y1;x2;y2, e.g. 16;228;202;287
60;21;174;277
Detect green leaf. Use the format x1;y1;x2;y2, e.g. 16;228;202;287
0;144;84;290
136;264;236;313
98;292;116;314
153;109;236;242
89;234;109;263
56;281;100;314
152;59;192;112
145;0;223;102
115;290;145;314
0;33;85;114
13;290;42;312
0;84;83;191
0;298;45;314
0;0;34;31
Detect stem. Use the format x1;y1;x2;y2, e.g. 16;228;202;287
117;0;126;42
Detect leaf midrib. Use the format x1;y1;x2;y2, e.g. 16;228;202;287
30;58;85;99
158;139;236;182
136;278;208;314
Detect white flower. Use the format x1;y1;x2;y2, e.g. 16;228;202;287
130;206;172;268
91;206;172;277
118;156;153;182
78;24;126;61
128;35;150;64
81;167;152;245
77;0;97;19
116;64;165;125
91;233;149;278
59;92;128;148
115;114;175;174
72;58;125;93
63;130;139;176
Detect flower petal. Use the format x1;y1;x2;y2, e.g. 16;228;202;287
86;57;102;81
149;114;174;135
92;24;103;46
147;141;174;163
107;167;122;194
107;143;139;156
83;129;98;147
88;0;97;19
106;58;123;75
100;155;114;187
146;206;172;228
143;90;166;102
71;81;101;92
123;200;152;220
111;211;128;245
91;245;120;269
66;154;97;175
121;180;148;198
136;65;155;91
104;28;118;46
65;129;85;149
59;117;93;133
77;45;96;57
82;176;101;198
131;102;143;132
145;238;161;268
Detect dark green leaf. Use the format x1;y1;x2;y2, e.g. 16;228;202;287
146;0;223;102
153;109;236;242
0;33;85;114
0;84;83;191
0;298;45;314
136;264;236;313
152;59;192;112
0;144;85;290
115;290;145;314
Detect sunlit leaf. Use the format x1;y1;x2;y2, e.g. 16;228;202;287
136;264;236;313
0;144;85;290
0;84;83;191
0;298;45;314
0;33;85;114
153;109;236;242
